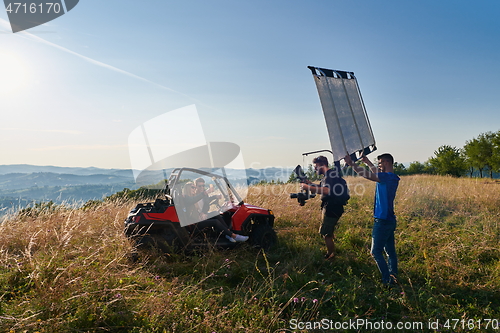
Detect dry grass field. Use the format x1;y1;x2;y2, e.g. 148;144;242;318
1;175;499;332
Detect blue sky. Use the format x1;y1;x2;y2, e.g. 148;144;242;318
1;0;500;170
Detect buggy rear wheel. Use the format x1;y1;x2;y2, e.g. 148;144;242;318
133;223;189;253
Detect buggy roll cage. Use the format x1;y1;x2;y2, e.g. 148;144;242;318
164;167;244;205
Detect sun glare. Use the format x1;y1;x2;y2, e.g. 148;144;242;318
0;51;29;95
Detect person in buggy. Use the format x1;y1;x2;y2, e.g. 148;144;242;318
194;177;223;220
182;182;248;243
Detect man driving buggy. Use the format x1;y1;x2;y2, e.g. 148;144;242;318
194;177;223;220
182;181;248;243
300;156;349;260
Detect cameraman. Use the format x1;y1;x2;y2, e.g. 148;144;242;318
300;156;349;260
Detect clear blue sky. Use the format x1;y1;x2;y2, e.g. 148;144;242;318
1;0;499;170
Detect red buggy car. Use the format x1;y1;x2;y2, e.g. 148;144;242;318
124;168;277;252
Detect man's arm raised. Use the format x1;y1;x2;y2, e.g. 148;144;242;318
344;155;379;182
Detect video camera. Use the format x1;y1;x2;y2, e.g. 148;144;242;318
289;165;316;206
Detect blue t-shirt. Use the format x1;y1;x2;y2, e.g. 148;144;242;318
374;172;400;221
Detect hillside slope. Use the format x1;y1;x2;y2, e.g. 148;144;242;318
0;175;499;332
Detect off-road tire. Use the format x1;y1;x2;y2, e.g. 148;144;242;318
135;223;189;253
250;223;277;250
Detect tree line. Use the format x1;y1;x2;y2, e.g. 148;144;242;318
288;130;500;181
392;130;500;178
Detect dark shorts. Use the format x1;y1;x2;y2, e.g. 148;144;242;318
319;213;340;237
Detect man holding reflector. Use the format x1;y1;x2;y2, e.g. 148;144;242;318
344;153;400;286
308;66;399;285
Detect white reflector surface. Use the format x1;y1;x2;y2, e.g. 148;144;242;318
309;67;376;161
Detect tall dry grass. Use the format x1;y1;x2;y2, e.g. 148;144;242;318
0;199;136;331
394;175;500;289
0;175;499;332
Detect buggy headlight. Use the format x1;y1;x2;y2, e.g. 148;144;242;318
268;210;274;215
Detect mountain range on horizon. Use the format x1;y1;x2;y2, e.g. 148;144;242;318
0;164;294;177
0;164;135;176
0;164;294;216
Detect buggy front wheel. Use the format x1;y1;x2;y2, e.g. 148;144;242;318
250;224;277;250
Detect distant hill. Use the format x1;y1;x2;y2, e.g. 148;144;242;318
0;165;137;215
0;164;133;177
0;172;135;190
0;164;294;216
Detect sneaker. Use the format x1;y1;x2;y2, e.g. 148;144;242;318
234;234;249;242
225;235;236;243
